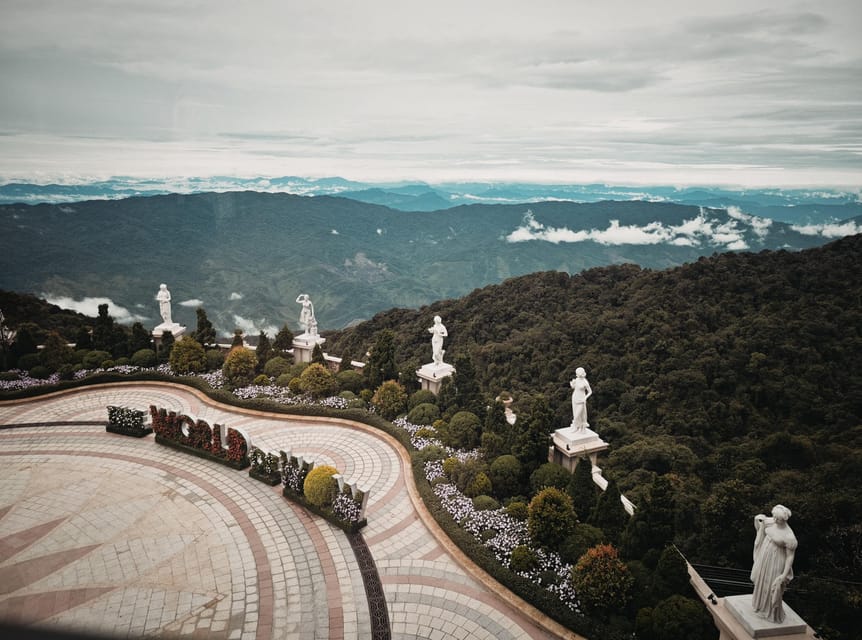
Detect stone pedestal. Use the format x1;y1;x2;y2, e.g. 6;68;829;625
152;323;186;350
292;333;326;364
416;362;455;396
724;596;808;639
550;426;608;472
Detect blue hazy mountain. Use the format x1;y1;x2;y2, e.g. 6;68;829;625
1;191;857;334
1;177;859;225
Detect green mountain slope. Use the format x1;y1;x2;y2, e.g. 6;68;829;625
0;191;838;333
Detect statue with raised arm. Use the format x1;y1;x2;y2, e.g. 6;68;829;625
156;284;172;325
569;367;592;431
428;315;447;366
296;294;316;335
750;505;797;623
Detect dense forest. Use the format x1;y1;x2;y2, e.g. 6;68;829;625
2;235;860;638
324;234;862;637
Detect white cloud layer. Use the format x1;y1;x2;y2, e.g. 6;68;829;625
179;298;203;307
504;207;784;250
42;294;148;324
229;292;243;300
232;314;277;337
791;221;862;237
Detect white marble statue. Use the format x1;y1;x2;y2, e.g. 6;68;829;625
428;315;448;366
569;367;592;431
750;505;797;623
156;283;172;325
296;294;317;335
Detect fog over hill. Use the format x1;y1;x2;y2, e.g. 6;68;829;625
1;191;858;335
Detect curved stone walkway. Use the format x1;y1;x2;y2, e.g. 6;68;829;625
0;383;579;640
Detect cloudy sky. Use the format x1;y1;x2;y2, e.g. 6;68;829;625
1;0;860;187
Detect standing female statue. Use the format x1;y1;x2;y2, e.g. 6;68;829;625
569;367;592;431
750;505;797;623
156;284;172;325
428;315;447;365
296;294;316;335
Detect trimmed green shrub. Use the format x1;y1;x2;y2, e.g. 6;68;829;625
222;347;257;387
530;462;572;495
253;374;270;386
560;524;606;565
528;487;576;549
17;353;41;371
505;500;529;521
472;495;500;511
489;454;522;499
406;402;440;425
336;369;364;394
299;363;337;398
205;349;225;371
275;373;292;387
82;350;111;369
466;471;493;498
372;380;408;420
408;389;437;410
510;545;538;573
29;365;50;379
303;465;338;508
263;356;292;379
169;336;207;374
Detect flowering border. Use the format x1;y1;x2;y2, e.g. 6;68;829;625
150;405;250;469
106;405;152;438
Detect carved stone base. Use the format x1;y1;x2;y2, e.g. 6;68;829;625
416;362;455;396
725;595;808;638
292;334;326;363
550;427;608;471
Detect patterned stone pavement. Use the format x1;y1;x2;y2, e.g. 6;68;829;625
0;382;579;639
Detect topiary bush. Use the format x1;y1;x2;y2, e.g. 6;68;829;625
303;465;338;508
253;374;271;386
408;389;437;411
510;545;538;573
205;349;225;371
505;500;529;521
336;369;364;394
406;402;440;425
466;471;493;498
472;495;500;511
263;356;292;379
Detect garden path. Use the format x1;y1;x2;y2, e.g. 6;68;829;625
0;382;580;640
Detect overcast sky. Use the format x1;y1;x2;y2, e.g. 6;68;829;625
1;0;860;187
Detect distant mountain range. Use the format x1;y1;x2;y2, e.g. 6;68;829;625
1;176;860;224
1;191;859;335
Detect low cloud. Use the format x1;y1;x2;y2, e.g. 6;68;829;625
42;295;148;324
331;229;339;235
179;298;203;307
232;314;277;337
504;208;770;250
229;292;243;300
791;221;862;238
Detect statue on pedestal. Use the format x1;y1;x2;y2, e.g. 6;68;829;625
428;315;447;365
296;294;317;336
569;367;592;431
750;504;797;623
156;284;172;325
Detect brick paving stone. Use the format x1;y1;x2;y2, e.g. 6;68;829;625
1;383;576;639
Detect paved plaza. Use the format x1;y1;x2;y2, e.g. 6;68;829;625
0;383;578;639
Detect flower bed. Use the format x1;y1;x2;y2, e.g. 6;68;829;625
150;405;249;470
248;447;281;485
280;453;367;533
105;405;152;437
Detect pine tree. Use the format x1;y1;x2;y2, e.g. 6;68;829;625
74;325;93;350
452;354;485;418
517;395;554;477
364;329;397;389
128;322;152;353
158;330;175;364
194;307;216;347
92;304;114;351
589;478;628;545
256;331;273;371
273;324;294;356
567;457;598;520
311;343;326;365
231;329;244;348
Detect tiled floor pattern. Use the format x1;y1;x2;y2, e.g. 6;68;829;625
0;383;574;639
